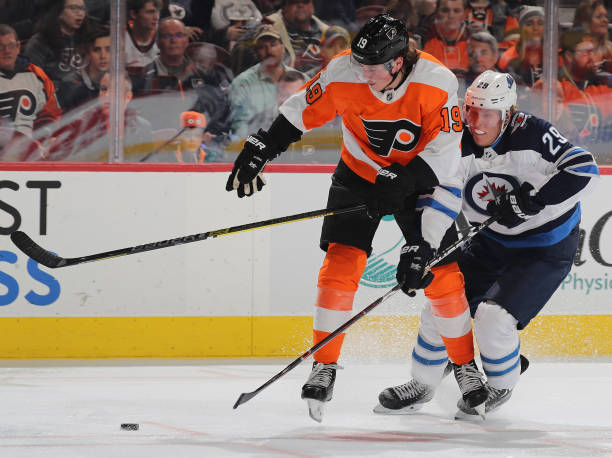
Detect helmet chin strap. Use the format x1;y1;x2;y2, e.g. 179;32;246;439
380;59;406;92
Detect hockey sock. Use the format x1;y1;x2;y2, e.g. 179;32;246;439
425;263;475;365
474;301;521;389
313;243;367;364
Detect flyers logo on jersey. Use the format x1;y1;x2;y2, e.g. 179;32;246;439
0;89;37;121
362;118;421;157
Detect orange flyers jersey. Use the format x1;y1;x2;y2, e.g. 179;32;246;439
279;49;463;185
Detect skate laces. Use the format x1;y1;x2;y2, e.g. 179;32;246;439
391;379;430;401
454;361;484;394
306;363;343;387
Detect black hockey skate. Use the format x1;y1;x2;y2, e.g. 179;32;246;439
453;359;488;419
373;361;452;414
455;355;529;420
301;362;341;422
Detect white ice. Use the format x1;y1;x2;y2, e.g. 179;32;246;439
1;359;611;457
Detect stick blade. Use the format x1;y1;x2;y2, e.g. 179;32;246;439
10;231;67;268
233;391;257;409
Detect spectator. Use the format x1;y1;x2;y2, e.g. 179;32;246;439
23;0;91;87
422;0;470;73
174;110;223;162
210;0;264;50
136;18;232;139
126;0;161;69
385;0;419;33
558;29;612;145
58;25;110;111
267;0;344;77
498;6;543;71
167;0;206;41
228;25;304;138
457;30;499;97
97;71;154;162
573;0;612;74
0;24;62;137
319;25;350;69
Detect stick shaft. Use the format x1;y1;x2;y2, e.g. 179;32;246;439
11;204;366;268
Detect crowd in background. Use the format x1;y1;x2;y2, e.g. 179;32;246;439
1;0;611;163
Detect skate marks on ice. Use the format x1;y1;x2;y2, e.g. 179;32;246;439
0;361;609;457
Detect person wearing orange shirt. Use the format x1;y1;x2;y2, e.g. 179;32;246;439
422;0;470;73
225;14;488;422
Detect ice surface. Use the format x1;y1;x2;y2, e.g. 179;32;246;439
1;359;610;457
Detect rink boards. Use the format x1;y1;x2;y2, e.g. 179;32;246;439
0;163;610;359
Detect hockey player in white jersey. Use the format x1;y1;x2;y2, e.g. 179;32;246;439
375;70;599;418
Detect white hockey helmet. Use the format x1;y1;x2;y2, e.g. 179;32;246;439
464;71;517;144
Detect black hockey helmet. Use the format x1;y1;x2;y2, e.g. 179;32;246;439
351;13;410;65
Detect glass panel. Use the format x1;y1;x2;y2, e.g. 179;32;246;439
2;0;610;164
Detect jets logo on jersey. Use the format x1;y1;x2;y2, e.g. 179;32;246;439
0;89;37;121
464;172;520;215
362;118;421;157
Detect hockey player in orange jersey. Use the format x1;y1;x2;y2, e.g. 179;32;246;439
226;13;486;422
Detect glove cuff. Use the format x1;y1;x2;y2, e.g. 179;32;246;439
265;114;303;158
404;156;439;190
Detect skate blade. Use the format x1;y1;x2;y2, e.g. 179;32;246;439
372;403;425;415
454;403;486;421
306;399;324;423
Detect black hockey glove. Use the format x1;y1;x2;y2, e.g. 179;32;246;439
366;163;415;219
226;129;278;198
396;240;435;297
486;182;545;228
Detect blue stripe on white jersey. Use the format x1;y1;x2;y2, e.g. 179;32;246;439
417;181;463;249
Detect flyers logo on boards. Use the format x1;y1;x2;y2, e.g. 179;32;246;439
362;118;421;157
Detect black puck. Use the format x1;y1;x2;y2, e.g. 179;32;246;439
120;423;139;431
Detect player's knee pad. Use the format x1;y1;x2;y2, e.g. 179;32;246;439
474;301;521;389
318;243;367;292
411;301;449;386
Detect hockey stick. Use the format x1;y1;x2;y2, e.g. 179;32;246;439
233;214;499;409
10;204;366;269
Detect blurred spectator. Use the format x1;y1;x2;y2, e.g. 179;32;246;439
503;6;544;87
255;0;283;15
0;24;62;136
228;25;304;138
498;6;543;72
23;0;91;88
313;0;358;32
209;0;264;50
573;0;612;74
267;0;343;77
167;0;205;41
464;0;518;43
385;0;419;33
558;29;612;146
58;25;110;111
174;110;223;162
422;0;470;73
136;18;232;139
97;71;154;162
319;25;350;69
126;0;161;69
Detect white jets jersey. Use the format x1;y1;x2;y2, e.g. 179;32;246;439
458;112;600;247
